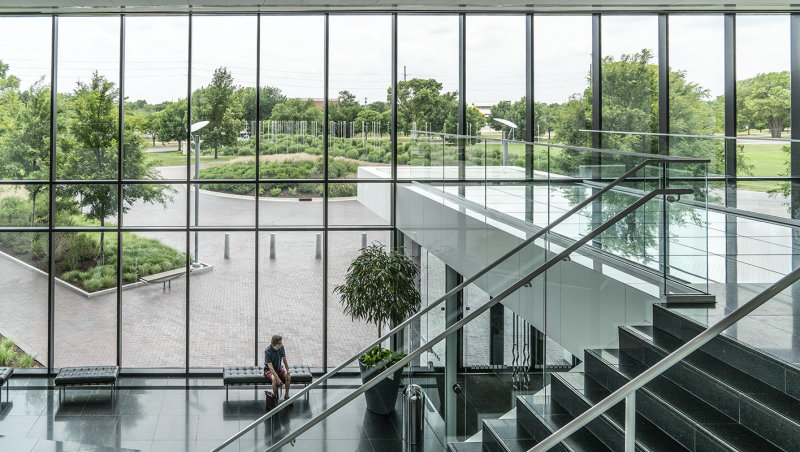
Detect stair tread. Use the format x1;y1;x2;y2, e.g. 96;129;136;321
517;394;611;452
484;418;539;452
588;348;784;451
630;324;800;427
553;373;688;452
448;442;484;452
653;303;800;400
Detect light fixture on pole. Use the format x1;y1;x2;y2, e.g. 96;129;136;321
190;120;210;267
494;118;518;166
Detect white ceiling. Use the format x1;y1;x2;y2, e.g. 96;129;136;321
0;0;798;13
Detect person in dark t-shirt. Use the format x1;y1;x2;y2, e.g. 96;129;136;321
265;335;291;400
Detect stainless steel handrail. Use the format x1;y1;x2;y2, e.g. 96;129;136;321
259;188;691;452
529;265;800;452
579;128;800;144
408;129;712;162
215;186;691;452
212;156;702;451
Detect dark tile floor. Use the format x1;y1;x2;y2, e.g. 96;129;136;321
0;376;446;452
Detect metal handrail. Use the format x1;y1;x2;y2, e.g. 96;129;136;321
409;129;712;162
216;186;691;452
529;264;800;452
580;128;800;144
212;156;701;451
260;188;691;452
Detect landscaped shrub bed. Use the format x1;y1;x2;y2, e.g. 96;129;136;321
198;157;359;197
0;335;40;368
0;197;186;292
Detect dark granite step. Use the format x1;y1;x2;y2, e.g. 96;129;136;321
448;441;485;452
482;418;539;452
515;393;611;452
585;348;783;452
653;304;800;401
550;372;687;452
619;325;800;451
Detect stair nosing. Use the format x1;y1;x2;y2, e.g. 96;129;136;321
620;324;800;431
551;372;686;452
654;304;800;376
586;347;781;452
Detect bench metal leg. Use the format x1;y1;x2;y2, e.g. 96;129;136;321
226;386;229;401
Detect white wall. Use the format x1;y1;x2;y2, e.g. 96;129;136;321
394;183;659;357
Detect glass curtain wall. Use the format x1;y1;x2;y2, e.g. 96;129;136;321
0;17;51;370
327;15;393;365
397;14;459;180
55;16;120;368
0;11;797;370
736;15;791;217
668;15;725;205
121;16;189;369
258;16;325;368
601;15;659;154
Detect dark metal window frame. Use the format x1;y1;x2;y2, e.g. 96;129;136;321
0;10;797;374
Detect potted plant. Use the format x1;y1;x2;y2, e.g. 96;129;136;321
334;242;420;414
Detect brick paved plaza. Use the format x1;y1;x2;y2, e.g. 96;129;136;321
0;165;569;370
0;168;389;369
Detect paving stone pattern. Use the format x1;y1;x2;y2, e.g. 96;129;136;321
0;179;389;369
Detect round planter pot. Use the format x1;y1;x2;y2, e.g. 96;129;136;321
359;360;403;414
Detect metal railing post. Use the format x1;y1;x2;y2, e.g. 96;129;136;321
625;392;636;452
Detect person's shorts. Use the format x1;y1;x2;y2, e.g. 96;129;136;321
265;368;288;382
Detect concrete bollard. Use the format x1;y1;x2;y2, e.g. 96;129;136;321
270;233;276;259
315;233;322;259
224;233;230;259
361;233;367;252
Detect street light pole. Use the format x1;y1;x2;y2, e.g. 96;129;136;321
194;133;200;266
190;120;209;267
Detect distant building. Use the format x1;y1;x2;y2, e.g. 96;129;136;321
471;102;495;118
303;98;339;109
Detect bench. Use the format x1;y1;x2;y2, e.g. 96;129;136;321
54;366;119;402
140;268;187;290
223;364;313;402
0;367;11;403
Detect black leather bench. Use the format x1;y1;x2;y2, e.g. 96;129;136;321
54;366;119;401
0;367;12;403
223;364;313;401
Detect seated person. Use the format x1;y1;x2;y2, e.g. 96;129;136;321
265;334;291;401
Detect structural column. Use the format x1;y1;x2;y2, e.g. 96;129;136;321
724;13;738;286
444;264;463;441
525;13;535;224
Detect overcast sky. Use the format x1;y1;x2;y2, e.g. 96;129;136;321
0;14;791;106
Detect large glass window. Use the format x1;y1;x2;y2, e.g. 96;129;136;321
329;15;392;179
533;15;592;147
736;15;791;217
601;15;659;153
467;15;525;177
120;17;189;367
397;15;459;180
259;15;324;226
190;16;258;365
54;17;120;368
668;15;725;205
0;17;51;369
327;230;390;366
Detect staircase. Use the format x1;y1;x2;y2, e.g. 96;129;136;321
449;303;800;452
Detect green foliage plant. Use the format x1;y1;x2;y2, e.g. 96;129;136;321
333;243;420;363
360;345;404;371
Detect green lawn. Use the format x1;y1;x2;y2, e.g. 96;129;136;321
145;150;239;167
738;142;788;192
